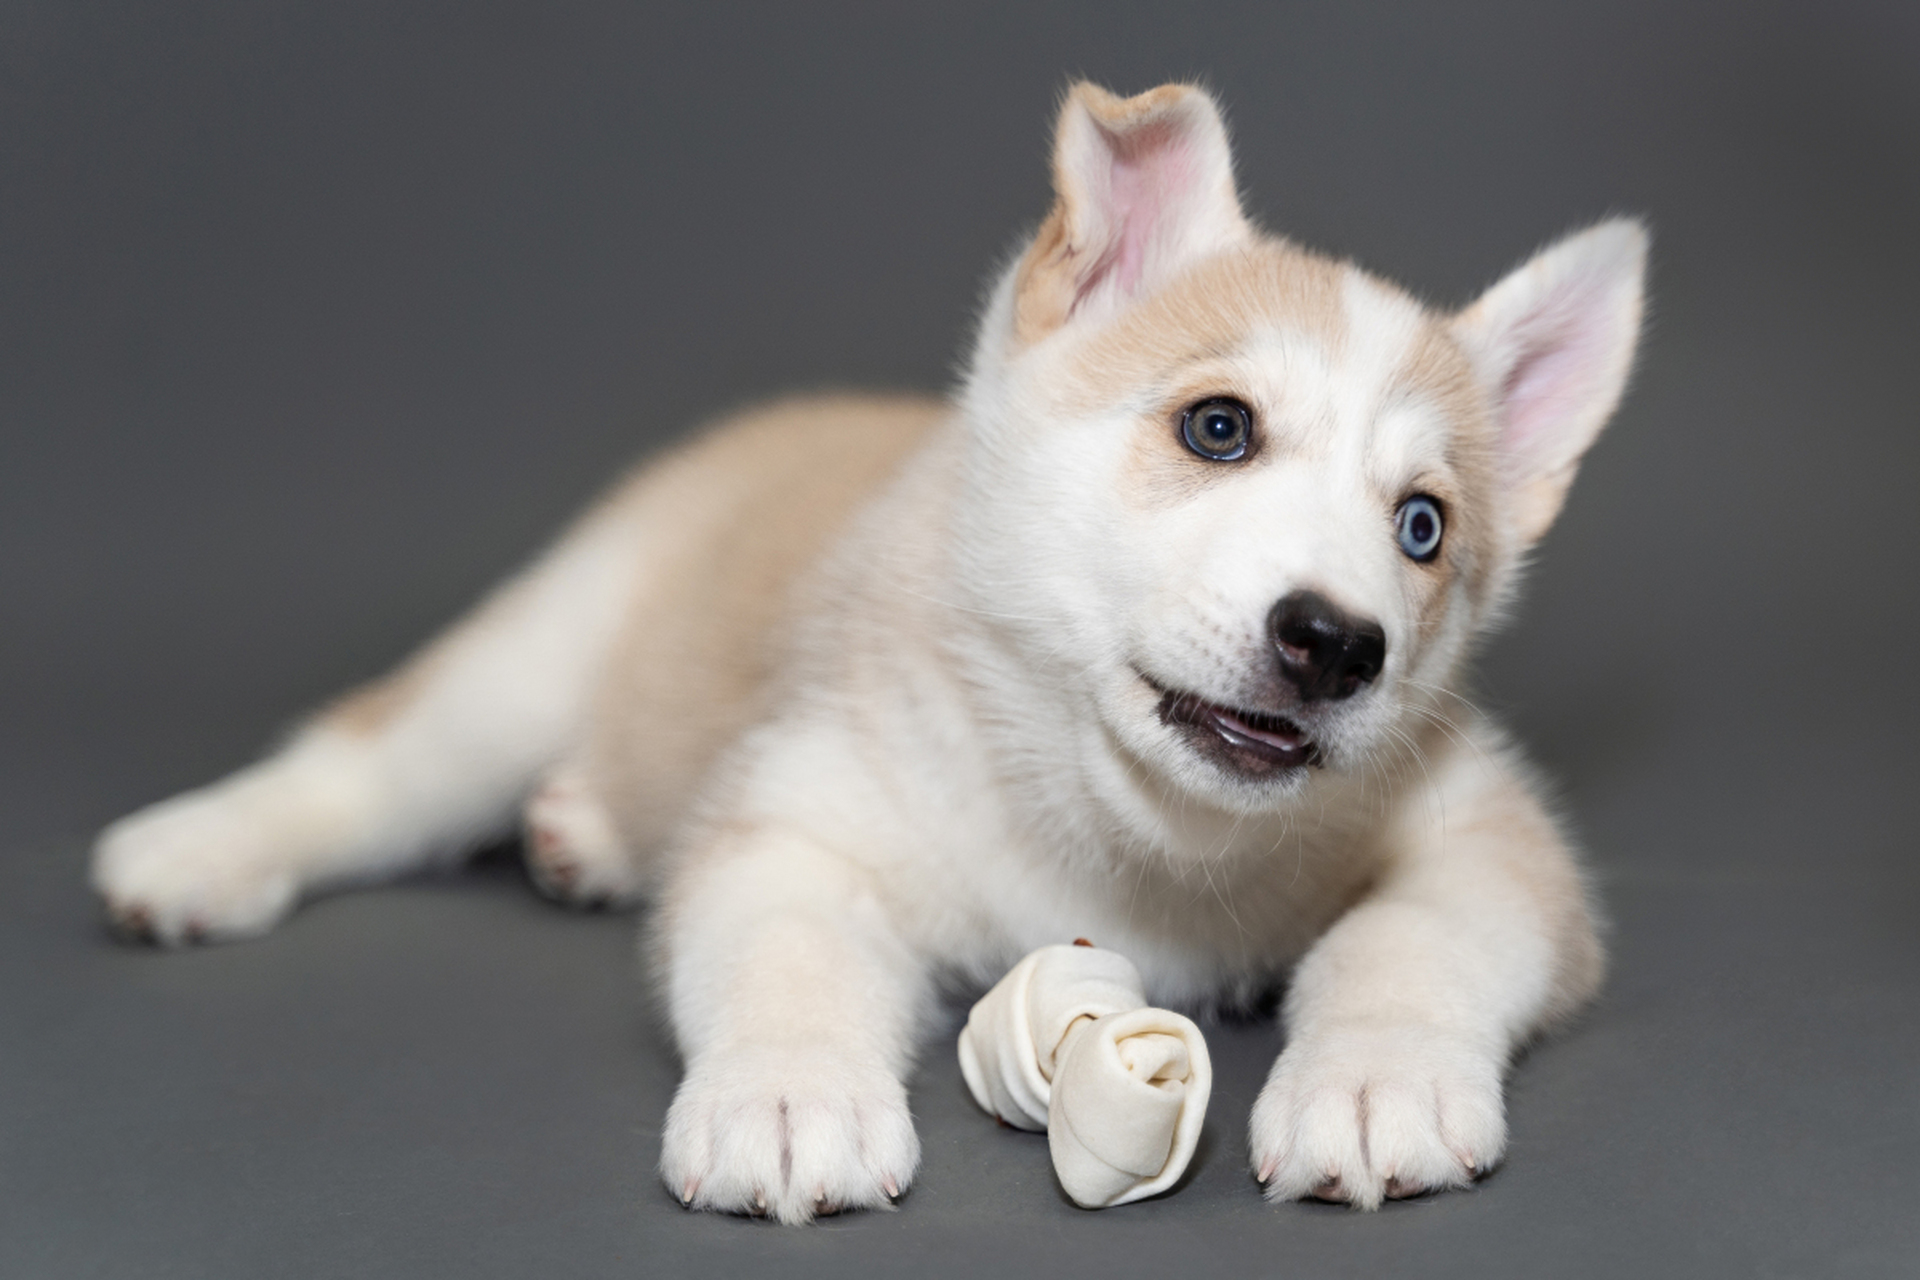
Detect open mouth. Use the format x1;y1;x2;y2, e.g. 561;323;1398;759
1141;674;1319;777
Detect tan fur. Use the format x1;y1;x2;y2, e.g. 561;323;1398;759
1062;244;1350;403
1013;200;1080;347
1015;83;1253;346
580;394;945;855
323;665;429;737
315;469;665;740
1380;736;1608;1022
322;395;947;766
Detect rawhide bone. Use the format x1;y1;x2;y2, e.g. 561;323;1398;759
957;942;1212;1208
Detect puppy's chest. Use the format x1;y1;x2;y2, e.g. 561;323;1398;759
928;818;1378;985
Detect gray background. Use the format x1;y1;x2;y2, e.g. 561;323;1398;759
4;2;1918;1276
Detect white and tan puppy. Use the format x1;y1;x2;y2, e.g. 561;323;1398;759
93;83;1645;1222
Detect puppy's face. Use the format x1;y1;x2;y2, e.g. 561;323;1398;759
959;84;1645;815
1019;250;1499;806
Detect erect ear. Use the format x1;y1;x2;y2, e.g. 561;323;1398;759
1452;218;1649;546
1011;82;1253;344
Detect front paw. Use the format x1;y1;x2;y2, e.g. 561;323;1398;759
1248;1025;1505;1209
660;1047;919;1225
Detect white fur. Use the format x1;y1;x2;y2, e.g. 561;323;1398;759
524;758;640;906
92;84;1645;1222
93;495;647;943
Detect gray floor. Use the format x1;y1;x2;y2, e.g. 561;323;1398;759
5;3;1919;1276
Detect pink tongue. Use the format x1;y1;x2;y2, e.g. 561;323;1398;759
1213;707;1302;750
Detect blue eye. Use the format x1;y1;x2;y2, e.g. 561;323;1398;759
1395;495;1444;562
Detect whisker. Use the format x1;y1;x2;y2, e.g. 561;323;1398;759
1381;716;1445;840
1398;699;1502;779
1398;676;1490;722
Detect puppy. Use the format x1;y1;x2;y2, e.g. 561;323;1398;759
93;82;1646;1222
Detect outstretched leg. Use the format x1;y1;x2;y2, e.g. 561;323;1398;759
92;496;647;944
658;825;927;1223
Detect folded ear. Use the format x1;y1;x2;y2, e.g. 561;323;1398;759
1452;219;1649;546
1012;82;1253;344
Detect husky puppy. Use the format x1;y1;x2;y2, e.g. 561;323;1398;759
94;83;1646;1222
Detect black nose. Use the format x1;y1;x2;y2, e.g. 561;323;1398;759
1268;590;1387;702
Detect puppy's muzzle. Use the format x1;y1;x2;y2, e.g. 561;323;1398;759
1268;591;1386;702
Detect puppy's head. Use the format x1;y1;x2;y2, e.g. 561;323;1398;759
957;83;1646;813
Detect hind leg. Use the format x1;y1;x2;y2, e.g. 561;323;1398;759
93;494;647;945
522;758;646;908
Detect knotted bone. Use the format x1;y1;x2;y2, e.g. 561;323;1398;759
957;943;1212;1207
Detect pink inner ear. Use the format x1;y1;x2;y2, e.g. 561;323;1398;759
1087;123;1197;302
1499;286;1614;474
